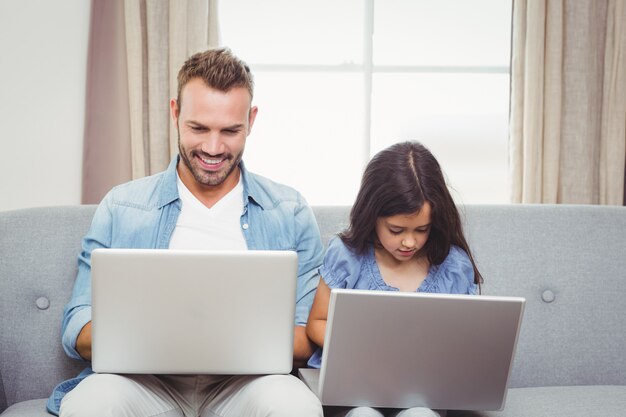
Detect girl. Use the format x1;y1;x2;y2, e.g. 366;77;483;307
306;141;483;417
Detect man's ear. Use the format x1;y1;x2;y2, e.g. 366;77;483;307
170;98;180;125
247;106;259;134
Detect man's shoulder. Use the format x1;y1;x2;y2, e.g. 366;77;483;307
105;170;173;210
245;170;304;209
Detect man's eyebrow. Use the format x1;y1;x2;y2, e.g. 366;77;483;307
186;120;207;128
185;121;245;130
222;124;245;130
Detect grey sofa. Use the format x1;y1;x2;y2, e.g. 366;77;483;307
1;204;625;417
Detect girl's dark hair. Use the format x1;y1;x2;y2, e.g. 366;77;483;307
340;141;483;286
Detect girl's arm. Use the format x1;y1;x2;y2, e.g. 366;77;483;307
306;278;332;347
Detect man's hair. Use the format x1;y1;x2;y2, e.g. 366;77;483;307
176;47;254;109
340;140;483;286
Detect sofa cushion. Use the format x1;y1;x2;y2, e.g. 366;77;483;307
0;399;49;417
449;385;626;417
4;387;626;417
0;373;5;413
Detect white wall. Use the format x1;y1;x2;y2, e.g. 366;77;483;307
0;0;91;212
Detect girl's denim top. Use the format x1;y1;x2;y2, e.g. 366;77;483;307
307;235;477;368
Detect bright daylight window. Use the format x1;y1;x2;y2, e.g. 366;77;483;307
219;0;512;205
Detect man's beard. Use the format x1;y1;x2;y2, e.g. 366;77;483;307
178;135;243;187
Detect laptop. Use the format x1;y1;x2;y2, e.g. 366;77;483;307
91;248;298;375
299;289;525;411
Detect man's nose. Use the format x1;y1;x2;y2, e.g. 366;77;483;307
200;134;225;155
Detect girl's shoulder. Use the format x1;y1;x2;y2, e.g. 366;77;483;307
320;235;370;288
424;245;476;294
445;245;472;265
324;235;362;260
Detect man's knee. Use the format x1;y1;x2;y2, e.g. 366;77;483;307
344;407;385;417
245;375;323;417
60;373;178;417
61;374;122;416
394;408;444;417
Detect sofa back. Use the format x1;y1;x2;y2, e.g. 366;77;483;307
1;204;625;412
0;206;96;412
462;204;626;388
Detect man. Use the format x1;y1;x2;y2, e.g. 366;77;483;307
48;48;324;417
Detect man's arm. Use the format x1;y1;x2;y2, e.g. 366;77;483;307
76;321;92;360
292;200;325;363
62;197;114;361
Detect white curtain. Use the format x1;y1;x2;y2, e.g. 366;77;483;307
83;0;219;204
510;0;626;205
125;0;220;179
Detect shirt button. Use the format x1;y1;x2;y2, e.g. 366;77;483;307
242;223;249;230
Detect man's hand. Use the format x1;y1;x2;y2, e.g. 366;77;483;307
77;322;314;368
76;321;92;360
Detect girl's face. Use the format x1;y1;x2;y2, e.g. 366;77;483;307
375;203;432;263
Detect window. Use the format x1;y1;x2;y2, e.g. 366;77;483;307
219;0;512;205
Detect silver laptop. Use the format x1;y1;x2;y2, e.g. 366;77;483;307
91;248;298;375
299;289;525;411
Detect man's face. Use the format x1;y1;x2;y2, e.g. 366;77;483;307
171;78;257;191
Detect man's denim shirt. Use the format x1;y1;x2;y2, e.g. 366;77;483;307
47;156;324;415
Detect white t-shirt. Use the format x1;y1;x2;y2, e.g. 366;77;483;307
169;174;248;250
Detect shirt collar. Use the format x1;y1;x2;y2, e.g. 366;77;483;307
157;156;181;209
160;156;268;211
239;160;267;210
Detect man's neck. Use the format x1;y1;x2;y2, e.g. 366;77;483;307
176;164;241;209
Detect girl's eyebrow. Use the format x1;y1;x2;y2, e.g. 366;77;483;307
386;221;432;228
385;221;403;228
